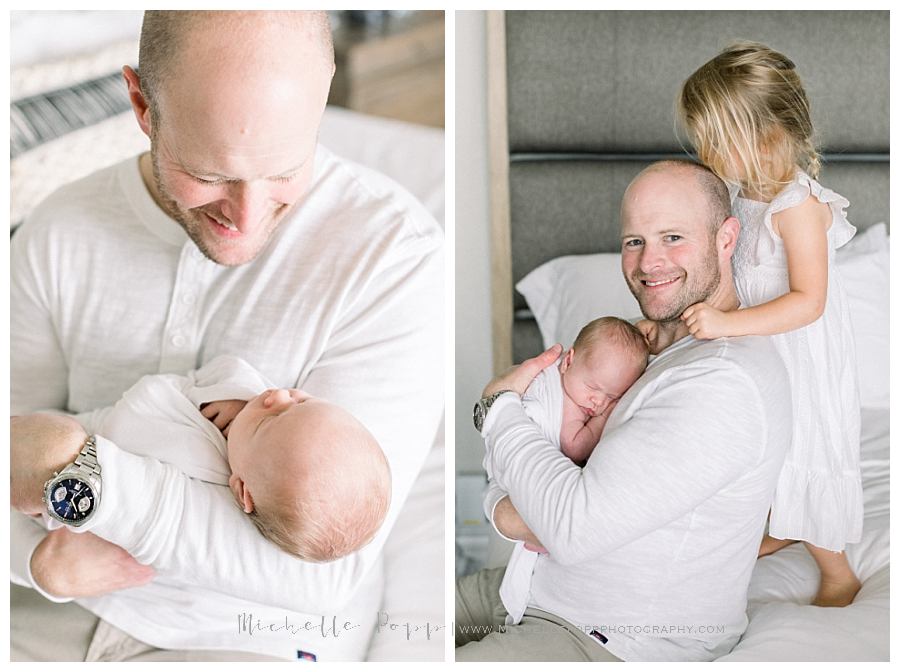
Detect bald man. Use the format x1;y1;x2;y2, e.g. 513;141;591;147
457;162;791;662
11;11;442;662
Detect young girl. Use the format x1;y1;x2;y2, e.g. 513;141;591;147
676;41;863;607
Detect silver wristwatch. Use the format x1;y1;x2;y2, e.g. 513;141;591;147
43;436;102;527
473;390;515;433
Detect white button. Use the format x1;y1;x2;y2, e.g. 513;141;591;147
181;293;196;305
171;334;186;347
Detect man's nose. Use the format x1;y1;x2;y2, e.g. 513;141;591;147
221;181;270;230
639;242;665;274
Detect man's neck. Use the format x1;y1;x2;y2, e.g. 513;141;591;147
654;282;741;352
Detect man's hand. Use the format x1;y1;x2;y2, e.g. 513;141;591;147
494;496;546;552
681;302;734;340
30;528;156;599
11;414;88;515
482;344;563;398
523;541;549;554
200;399;248;438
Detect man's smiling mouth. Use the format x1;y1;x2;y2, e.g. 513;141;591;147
642;276;680;287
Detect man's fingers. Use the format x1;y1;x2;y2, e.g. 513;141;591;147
482;343;562;397
543;343;563;358
524;343;562;372
200;404;218;419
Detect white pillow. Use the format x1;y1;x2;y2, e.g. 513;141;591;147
835;223;890;408
516;223;889;407
516;253;641;349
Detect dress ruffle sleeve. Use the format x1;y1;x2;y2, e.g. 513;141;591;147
754;171;856;265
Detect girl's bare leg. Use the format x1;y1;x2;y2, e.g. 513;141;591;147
804;543;861;607
758;534;797;558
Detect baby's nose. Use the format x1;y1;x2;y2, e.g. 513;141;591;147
264;389;294;408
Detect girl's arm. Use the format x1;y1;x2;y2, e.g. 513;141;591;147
683;195;831;338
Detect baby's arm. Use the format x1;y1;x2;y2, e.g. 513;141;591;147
561;414;608;466
568;414;609;464
684;195;830;339
559;396;608;466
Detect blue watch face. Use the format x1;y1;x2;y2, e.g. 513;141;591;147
50;478;95;522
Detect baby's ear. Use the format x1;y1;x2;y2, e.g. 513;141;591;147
559;348;575;373
228;473;255;514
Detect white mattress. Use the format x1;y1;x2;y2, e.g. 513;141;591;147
719;407;889;661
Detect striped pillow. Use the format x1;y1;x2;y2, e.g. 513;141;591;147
11;71;133;159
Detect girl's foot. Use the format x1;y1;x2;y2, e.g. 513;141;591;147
758;534;797;558
804;543;862;607
813;573;862;607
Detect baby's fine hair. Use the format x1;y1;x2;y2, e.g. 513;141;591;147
678;41;819;201
248;417;391;563
573;316;649;367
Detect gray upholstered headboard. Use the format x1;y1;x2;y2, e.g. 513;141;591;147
488;10;889;367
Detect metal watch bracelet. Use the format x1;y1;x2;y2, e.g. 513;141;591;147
71;436;101;478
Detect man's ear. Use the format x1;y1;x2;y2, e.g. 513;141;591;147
228;473;255;514
717;216;741;259
122;66;153;138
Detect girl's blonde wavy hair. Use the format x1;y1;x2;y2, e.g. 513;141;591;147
677;41;820;201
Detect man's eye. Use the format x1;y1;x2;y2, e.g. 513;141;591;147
664;235;682;242
191;175;224;186
271;173;297;184
623;239;643;248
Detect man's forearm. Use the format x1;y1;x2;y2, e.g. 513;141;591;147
11;414;88;514
494;496;542;547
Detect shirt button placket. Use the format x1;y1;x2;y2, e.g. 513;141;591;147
160;244;205;372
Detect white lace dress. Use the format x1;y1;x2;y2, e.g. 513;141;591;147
732;171;863;552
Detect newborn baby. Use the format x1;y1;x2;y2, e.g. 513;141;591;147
29;356;391;563
524;316;649;465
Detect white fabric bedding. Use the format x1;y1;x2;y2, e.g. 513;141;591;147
719;407;889;661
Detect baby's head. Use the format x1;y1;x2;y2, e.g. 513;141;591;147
226;389;390;562
678;41;818;200
559;317;649;418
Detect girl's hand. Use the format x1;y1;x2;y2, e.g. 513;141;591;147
681;302;733;339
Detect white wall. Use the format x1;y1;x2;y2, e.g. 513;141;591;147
454;11;493;474
10;11;143;68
